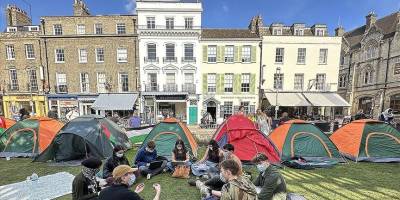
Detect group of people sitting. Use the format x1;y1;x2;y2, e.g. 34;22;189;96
72;139;287;200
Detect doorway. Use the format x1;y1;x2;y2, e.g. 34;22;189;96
206;101;217;123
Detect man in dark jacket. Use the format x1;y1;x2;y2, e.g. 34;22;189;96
103;145;130;179
99;165;161;200
134;141;167;179
252;153;287;200
72;157;102;200
47;107;59;120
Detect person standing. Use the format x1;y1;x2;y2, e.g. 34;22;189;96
48;107;59;120
99;165;161;200
278;112;290;126
129;110;141;128
19;108;30;121
256;109;270;136
72;157;102;200
66;107;80;121
237;106;245;115
103;145;130;179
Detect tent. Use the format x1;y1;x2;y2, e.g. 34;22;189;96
139;118;198;160
213;115;280;163
330;119;400;162
0;117;63;157
35;115;131;162
0;117;16;134
269;120;343;164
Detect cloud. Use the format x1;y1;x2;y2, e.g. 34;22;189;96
125;0;136;14
222;4;229;13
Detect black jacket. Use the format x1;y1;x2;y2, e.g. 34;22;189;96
72;172;100;200
253;165;287;200
102;155;130;178
99;184;143;200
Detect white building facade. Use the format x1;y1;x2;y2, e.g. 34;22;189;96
136;0;202;125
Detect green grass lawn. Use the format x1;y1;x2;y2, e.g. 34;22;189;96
0;147;399;200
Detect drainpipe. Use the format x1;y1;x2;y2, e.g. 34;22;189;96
258;41;264;109
347;52;353;115
381;38;392;112
40;19;50;93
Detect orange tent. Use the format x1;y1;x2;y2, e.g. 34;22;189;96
0;117;16;129
330;120;400;162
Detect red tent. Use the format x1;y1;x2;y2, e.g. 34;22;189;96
212;115;280;163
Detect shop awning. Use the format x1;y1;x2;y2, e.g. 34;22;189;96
303;93;351;107
92;93;139;111
264;92;311;107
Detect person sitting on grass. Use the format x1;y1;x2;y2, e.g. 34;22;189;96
252;153;287;200
72;157;102;200
103;145;130;179
134;141;167;180
99;165;161;200
166;139;191;171
191;139;223;177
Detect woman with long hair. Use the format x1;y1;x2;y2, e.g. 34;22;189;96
166;139;191;171
191;139;222;177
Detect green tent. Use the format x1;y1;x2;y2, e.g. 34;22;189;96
35;115;131;162
138;118;198;160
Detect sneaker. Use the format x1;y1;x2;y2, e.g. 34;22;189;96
147;174;151;180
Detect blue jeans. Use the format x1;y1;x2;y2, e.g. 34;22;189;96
191;161;218;177
166;161;192;171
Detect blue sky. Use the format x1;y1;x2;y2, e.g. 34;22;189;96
1;0;400;34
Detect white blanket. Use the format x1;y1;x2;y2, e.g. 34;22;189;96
0;172;75;200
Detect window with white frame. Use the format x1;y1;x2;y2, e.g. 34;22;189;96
79;49;87;63
9;69;19;91
77;24;85;34
53;24;63;35
224;73;233;93
240;101;250;114
6;45;15;60
297;48;306;64
116;23;126;34
365;45;377;60
184;73;194;84
117;48;128;63
96;48;104;62
148;73;157;91
207;46;217;63
147;17;155;29
7;27;17;32
294;73;304;90
339;75;347;88
147;44;156;61
315;73;326;90
316;29;324;36
165;44;175;61
55;48;65;63
274;73;283;90
223;101;233;118
363;70;373;85
95;23;103;34
28;69;38;91
25;44;35;59
275;48;284;63
184;44;194;61
119;73;129;92
207;74;216;93
80;73;89;93
295;29;304;36
97;72;106;93
56;73;67;93
273;28;282;35
166;17;174;29
185;17;193;29
241;73;250;92
242;46;251;63
166;73;175;85
319;49;328;64
224;46;234;63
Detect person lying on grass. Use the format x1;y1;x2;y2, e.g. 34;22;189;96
99;165;161;200
252;153;287;200
166;139;191;172
134;141;167;180
72;157;102;200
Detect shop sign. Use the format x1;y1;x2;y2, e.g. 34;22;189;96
156;95;186;101
59;100;78;107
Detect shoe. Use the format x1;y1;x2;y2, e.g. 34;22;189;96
188;179;197;186
147;174;151;180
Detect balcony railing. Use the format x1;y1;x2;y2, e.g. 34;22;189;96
182;83;196;94
145;84;159;92
182;57;196;63
163;84;178;92
138;25;201;30
144;57;159;64
7;84;19;92
55;85;68;93
163;57;177;64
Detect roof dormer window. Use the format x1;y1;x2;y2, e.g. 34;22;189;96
316;29;324;36
7;27;17;32
295;29;304;36
273;28;282;35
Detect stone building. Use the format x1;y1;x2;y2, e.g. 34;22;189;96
337;12;400;118
40;0;139;119
0;5;47;119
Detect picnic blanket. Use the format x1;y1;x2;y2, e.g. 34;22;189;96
0;172;75;200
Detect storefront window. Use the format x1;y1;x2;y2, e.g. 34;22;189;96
390;94;400;114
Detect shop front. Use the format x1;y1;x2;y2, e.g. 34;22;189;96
78;95;98;116
2;94;47;119
0;95;3;116
47;94;78;121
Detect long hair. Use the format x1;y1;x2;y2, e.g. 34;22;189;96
173;139;187;155
208;139;220;158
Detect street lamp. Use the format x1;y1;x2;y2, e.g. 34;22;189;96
275;67;281;119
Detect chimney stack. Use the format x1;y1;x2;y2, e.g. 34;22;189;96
73;0;90;16
6;4;32;26
366;11;377;30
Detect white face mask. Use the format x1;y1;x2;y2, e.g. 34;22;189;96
116;153;124;158
128;174;136;187
219;172;226;183
256;163;267;172
146;148;154;153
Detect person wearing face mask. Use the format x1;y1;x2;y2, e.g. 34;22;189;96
191;140;223;177
252;153;286;200
103;145;130;179
99;165;162;200
72;157;102;200
167;139;191;171
134;141;167;179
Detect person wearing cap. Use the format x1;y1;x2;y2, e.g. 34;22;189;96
134;141;167;180
99;165;161;200
72;157;102;200
252;153;287;200
103;145;130;179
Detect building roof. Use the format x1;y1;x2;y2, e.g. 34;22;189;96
201;29;260;39
344;11;399;50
